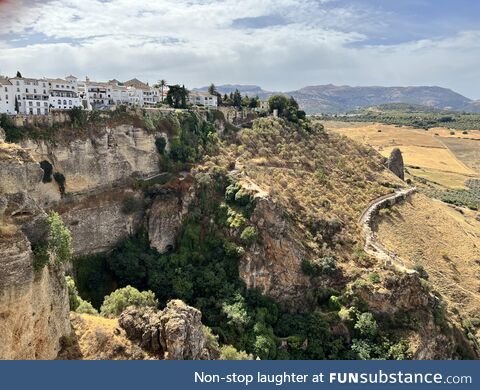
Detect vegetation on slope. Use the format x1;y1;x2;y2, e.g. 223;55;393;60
318;104;480;131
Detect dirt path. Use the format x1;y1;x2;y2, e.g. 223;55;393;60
359;187;416;272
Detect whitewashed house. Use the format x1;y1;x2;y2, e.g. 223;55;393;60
79;77;114;110
109;80;130;106
47;76;82;110
11;76;50;115
188;92;218;108
0;77;16;114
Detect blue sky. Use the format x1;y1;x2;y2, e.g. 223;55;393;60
0;0;479;98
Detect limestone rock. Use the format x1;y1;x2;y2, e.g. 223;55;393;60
0;142;70;359
387;148;404;180
119;300;211;360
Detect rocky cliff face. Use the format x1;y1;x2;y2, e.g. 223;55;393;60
240;192;311;309
0;140;70;359
119;300;215;359
21;125;163;196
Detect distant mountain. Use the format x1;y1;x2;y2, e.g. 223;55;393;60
193;83;477;114
287;85;474;114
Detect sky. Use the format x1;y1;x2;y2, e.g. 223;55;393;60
0;0;479;98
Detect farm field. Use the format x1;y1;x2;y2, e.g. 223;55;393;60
325;121;479;189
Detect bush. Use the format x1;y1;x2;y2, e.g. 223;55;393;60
53;172;66;195
66;276;81;311
155;136;167;155
33;212;72;270
301;256;337;277
100;286;158;317
240;226;258;246
121;196;142;214
220;345;253;360
76;299;98;315
368;272;381;284
354;312;378;338
40;160;53;183
414;264;429;280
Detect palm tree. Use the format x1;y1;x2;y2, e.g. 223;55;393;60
156;79;167;102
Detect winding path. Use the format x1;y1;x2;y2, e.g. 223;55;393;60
359;187;417;272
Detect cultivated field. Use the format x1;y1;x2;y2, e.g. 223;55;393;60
325;121;479;189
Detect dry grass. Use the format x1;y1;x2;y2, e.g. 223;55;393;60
59;313;154;360
326;121;479;189
213;117;400;259
376;193;480;321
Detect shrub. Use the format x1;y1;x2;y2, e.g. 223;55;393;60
53;172;66;195
39;160;53;183
354;312;378;338
155;136;167;155
100;286;158;317
301;256;337;277
220;345;253;360
315;168;327;184
368;272;381;284
414;264;429;280
121;196;142;214
240;226;258;246
66;276;81;311
33;212;72;270
76;299;98;315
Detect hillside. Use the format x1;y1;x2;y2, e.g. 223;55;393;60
194;84;477;114
1;108;479;360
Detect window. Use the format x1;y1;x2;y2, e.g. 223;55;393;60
26;88;29;93
34;89;37;93
58;99;61;105
69;100;72;105
63;100;67;105
17;88;20;92
44;102;48;107
37;102;40;106
37;108;41;115
29;101;33;106
4;87;7;92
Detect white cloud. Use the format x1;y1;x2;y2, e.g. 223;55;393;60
0;0;479;98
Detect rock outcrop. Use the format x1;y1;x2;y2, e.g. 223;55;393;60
119;300;213;360
240;190;311;310
21;124;163;196
0;141;70;359
387;148;404;180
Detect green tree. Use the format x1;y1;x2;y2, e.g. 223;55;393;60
155;79;167;102
208;83;217;95
354;312;378;338
220;345;253;360
166;84;189;108
232;89;242;108
100;285;158;317
33;212;72;270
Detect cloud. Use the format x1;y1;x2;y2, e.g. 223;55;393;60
0;0;478;99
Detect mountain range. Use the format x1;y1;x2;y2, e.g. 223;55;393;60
194;84;480;114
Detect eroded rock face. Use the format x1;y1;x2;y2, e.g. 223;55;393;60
387;148;404;180
21;125;162;195
240;194;311;310
146;184;194;254
119;300;211;360
0;142;70;359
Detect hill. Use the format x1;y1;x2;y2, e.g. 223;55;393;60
194;84;478;114
288;85;474;114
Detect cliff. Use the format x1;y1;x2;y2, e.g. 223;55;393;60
0;140;70;359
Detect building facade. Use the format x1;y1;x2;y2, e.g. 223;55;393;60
10;77;50;115
47;76;82;110
0;77;15;115
188;92;218;107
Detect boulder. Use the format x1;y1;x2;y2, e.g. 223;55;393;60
387;148;404;180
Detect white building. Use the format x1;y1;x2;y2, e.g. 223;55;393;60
0;77;16;115
188;92;218;108
11;76;50;115
124;78;160;107
109;80;130;106
78;77;114;110
47;75;82;110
